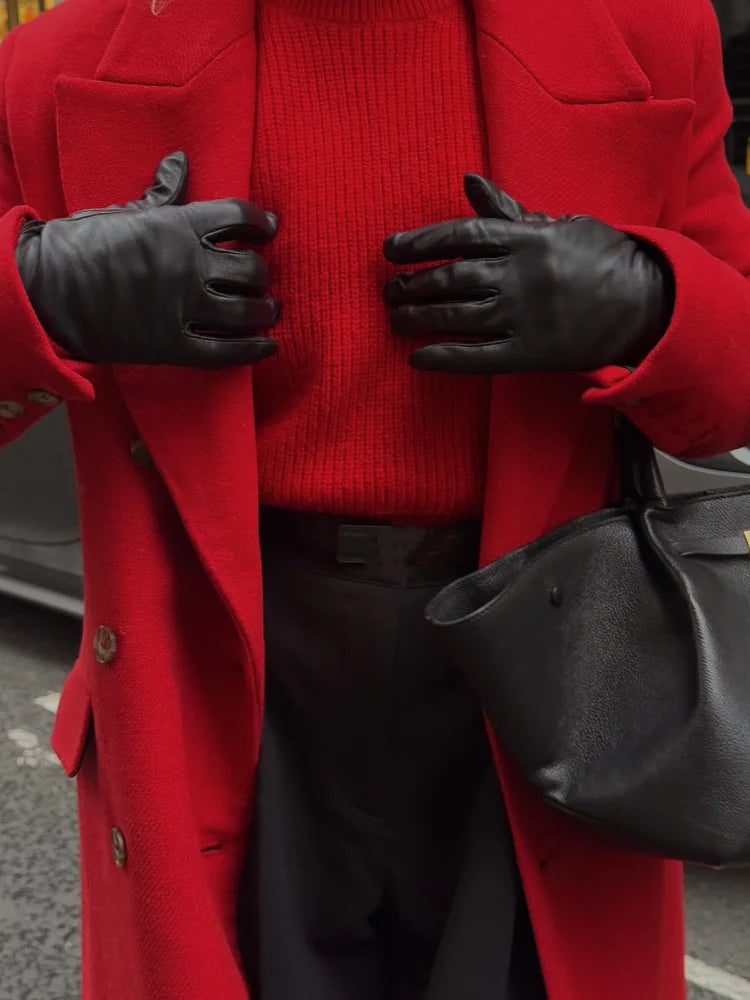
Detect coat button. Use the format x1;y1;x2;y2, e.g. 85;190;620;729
129;438;153;468
111;827;128;868
0;401;23;418
93;626;117;664
27;389;60;407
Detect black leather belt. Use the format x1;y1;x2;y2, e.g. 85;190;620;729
258;505;482;584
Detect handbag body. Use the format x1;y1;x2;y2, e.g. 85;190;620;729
425;420;750;866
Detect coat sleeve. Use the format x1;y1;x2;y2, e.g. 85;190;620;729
581;0;750;459
0;26;95;449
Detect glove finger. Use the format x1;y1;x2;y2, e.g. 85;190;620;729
463;174;558;224
463;174;531;222
138;151;190;208
384;259;501;307
202;247;271;296
192;294;281;335
384;217;519;264
180;333;279;369
389;296;503;337
191;198;278;246
409;339;530;375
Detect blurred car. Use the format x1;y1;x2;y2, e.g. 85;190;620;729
0;407;82;614
1;0;749;617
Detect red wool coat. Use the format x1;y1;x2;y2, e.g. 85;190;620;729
1;0;750;996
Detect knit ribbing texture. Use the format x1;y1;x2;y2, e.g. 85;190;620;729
251;0;492;525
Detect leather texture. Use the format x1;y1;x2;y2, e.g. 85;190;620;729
383;174;674;373
426;419;750;867
15;151;280;368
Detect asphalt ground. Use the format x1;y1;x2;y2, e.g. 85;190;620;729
0;595;748;1000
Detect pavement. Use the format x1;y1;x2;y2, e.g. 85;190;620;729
0;594;748;1000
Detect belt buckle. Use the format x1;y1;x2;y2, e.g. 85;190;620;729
336;524;383;565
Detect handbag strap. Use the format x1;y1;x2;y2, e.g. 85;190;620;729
615;414;673;510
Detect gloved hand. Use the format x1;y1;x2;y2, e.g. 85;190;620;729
15;151;280;368
383;173;674;374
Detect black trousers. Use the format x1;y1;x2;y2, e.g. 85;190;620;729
238;507;547;1000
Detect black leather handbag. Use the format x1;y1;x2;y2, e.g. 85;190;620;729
424;419;750;867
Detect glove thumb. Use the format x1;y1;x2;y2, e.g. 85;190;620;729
463;173;531;221
137;151;189;209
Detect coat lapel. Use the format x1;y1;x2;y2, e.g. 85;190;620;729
468;0;698;869
471;0;696;565
54;0;268;681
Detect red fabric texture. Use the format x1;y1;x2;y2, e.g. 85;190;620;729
1;0;749;997
250;0;491;524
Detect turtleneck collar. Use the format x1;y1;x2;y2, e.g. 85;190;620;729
260;0;455;25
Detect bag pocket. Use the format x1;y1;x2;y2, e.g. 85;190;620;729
51;658;93;777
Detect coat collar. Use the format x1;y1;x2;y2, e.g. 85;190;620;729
53;0;694;683
92;0;648;98
94;0;255;86
471;0;651;104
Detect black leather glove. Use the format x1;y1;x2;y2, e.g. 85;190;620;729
383;173;674;374
15;151;280;368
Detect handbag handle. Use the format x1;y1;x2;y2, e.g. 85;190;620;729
616;415;673;510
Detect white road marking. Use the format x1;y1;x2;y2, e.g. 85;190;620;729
34;691;60;714
686;956;750;999
6;727;59;767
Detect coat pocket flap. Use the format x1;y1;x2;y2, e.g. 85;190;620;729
51;659;92;777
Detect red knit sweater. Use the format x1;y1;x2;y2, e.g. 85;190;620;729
251;0;492;526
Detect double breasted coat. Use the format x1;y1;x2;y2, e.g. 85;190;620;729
2;0;750;995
